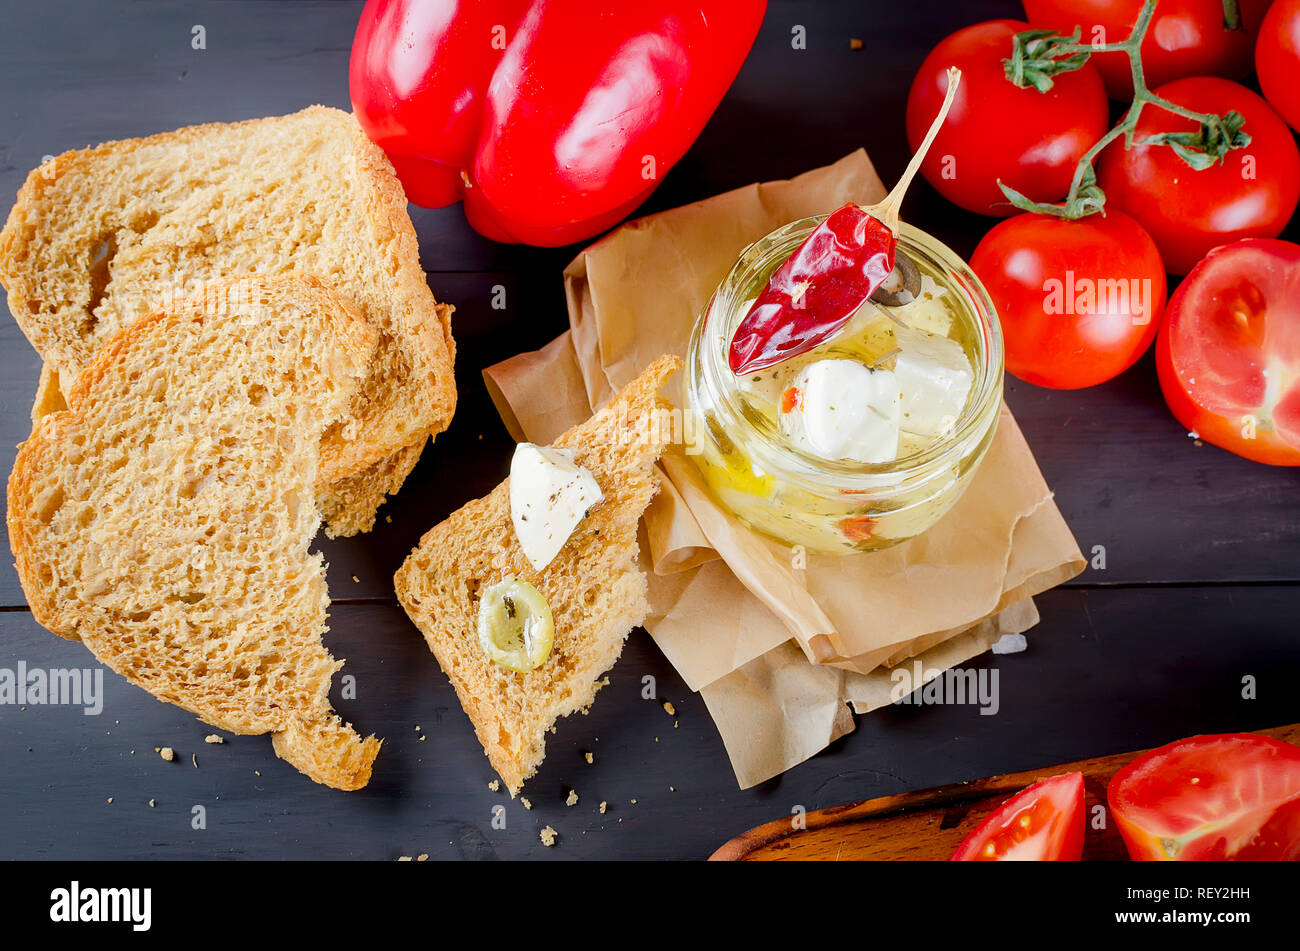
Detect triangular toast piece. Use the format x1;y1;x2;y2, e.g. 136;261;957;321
8;276;382;790
0;105;456;536
395;356;681;793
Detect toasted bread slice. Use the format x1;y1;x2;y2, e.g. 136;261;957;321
395;356;681;793
0;105;455;536
8;276;383;790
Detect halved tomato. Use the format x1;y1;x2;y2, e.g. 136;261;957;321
951;772;1085;860
1109;733;1300;861
1156;239;1300;465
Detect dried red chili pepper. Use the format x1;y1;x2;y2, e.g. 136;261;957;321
728;66;963;376
728;205;896;374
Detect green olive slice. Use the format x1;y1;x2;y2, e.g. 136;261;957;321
476;576;555;673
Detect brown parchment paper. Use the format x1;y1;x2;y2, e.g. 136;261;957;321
484;150;1085;787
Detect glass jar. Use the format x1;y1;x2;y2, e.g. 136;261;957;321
684;215;1004;555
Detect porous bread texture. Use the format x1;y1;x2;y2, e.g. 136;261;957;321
30;363;67;424
8;276;383;790
0;105;455;536
31;358;425;539
394;356;681;794
318;438;425;539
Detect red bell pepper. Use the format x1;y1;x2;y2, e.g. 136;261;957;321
349;0;766;246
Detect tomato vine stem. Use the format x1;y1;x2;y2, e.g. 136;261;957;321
1222;0;1242;31
998;0;1251;219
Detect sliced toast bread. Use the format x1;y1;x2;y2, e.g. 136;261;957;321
8;276;383;790
0;105;455;536
394;356;681;793
28;355;424;539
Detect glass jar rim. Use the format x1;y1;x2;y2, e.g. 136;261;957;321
696;215;1004;490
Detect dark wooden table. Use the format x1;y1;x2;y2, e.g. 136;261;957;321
1;0;1296;861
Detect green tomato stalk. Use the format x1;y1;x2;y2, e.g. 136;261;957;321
999;0;1251;220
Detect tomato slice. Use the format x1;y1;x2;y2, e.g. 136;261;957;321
951;772;1085;861
1109;733;1300;861
1157;239;1300;465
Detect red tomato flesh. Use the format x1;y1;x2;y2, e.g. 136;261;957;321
1022;0;1272;100
906;20;1108;216
951;772;1086;861
1257;0;1300;132
970;210;1167;389
1156;239;1300;465
1097;77;1300;275
1109;733;1300;860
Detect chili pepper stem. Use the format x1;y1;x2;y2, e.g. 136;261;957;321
865;66;962;231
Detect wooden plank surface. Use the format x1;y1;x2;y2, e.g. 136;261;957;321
711;724;1300;861
0;0;1297;860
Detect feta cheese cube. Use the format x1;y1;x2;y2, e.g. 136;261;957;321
509;443;604;571
893;325;973;437
780;358;900;463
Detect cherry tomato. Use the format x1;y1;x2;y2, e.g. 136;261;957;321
905;20;1109;217
1156;239;1300;466
1257;0;1300;132
1109;733;1300;860
970;211;1167;389
1022;0;1273;100
1097;77;1300;275
951;772;1086;861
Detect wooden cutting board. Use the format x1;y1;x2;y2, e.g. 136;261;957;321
709;724;1300;861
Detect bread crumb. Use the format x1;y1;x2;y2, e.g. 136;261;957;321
414;725;421;731
191;753;198;768
488;780;501;792
539;826;557;847
850;37;863;50
254;770;261;776
385;514;393;524
630;798;637;805
599;801;607;814
107;798;113;804
397;856;413;862
521;797;533;810
417;854;428;862
204;735;224;744
565;789;578;807
352;575;360;583
584;752;594;765
158;747;174;762
674;721;679;729
419;735;426;742
663;701;675;716
669;786;675;792
148;799;156;808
